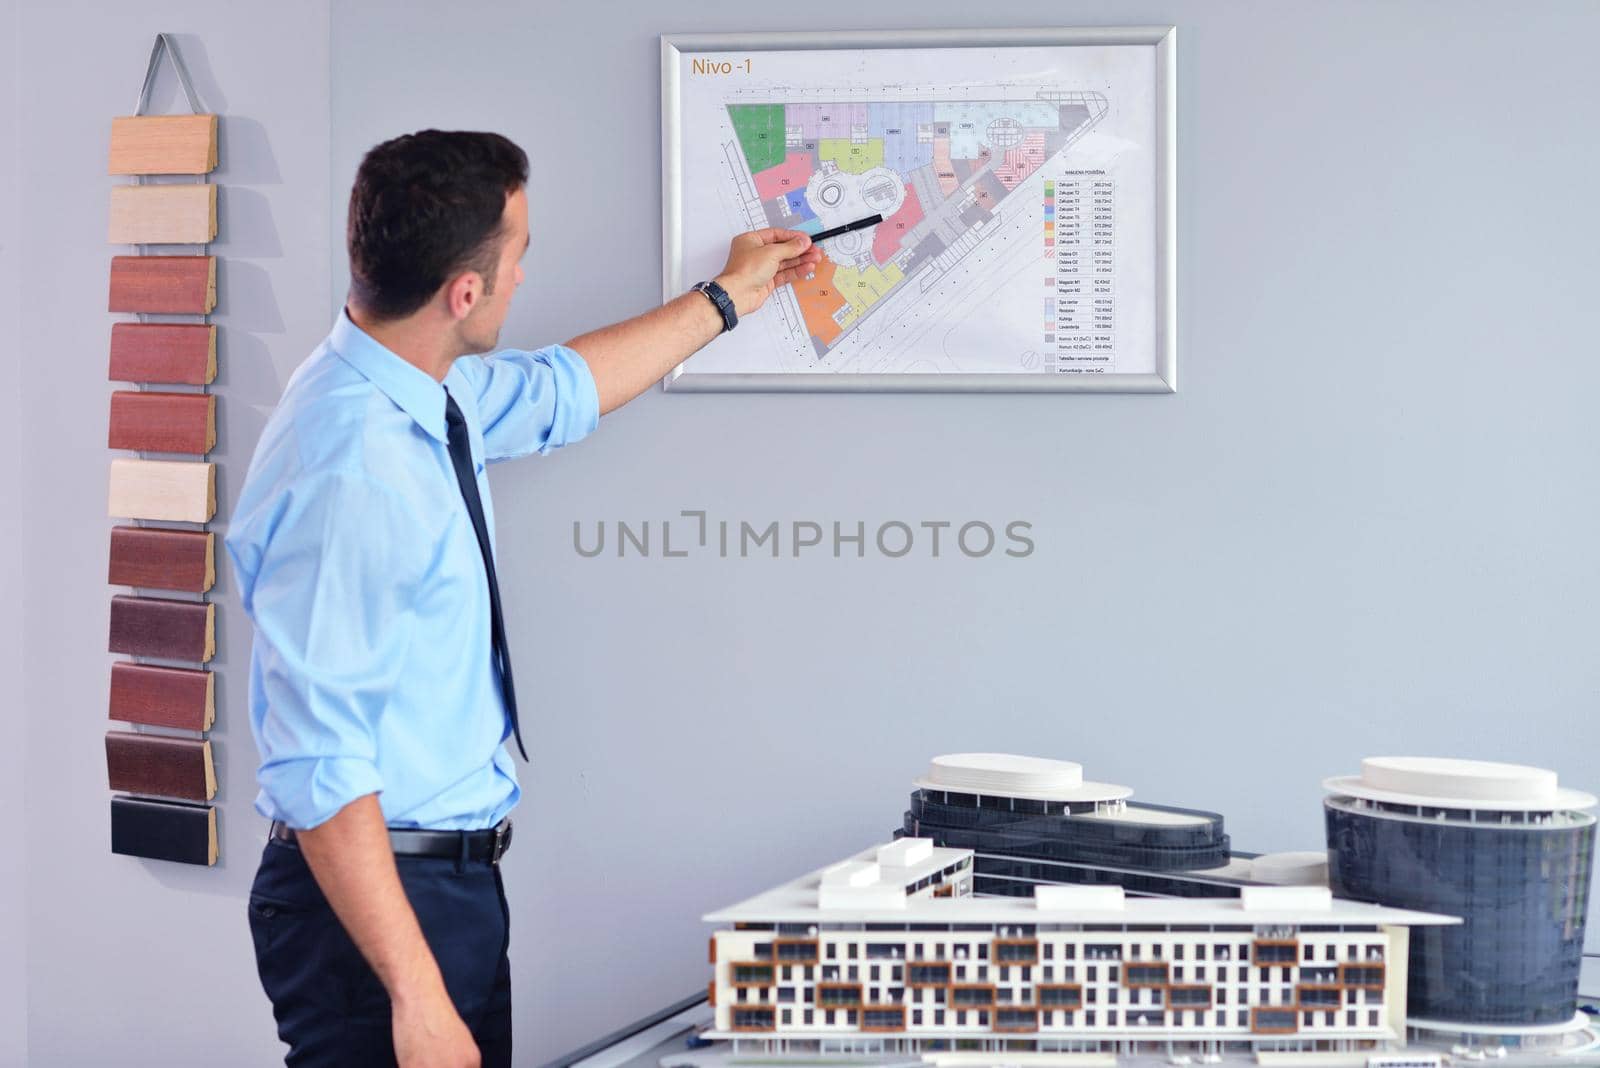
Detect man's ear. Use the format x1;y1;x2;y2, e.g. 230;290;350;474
443;271;483;322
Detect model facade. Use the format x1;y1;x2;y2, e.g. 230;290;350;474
1324;757;1597;1051
705;836;1454;1057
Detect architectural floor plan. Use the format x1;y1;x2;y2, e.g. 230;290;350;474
664;36;1171;388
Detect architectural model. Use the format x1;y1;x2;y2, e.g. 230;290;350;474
670;754;1597;1066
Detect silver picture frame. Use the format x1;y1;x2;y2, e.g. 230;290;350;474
660;26;1177;393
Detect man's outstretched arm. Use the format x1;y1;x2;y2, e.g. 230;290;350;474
567;228;822;414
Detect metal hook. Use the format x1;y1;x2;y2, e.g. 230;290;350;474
135;33;204;116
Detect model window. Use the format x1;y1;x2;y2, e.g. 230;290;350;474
847;966;858;980
1085;1011;1096;1026
913;1010;922;1025
1043;944;1053;959
1325;946;1336;961
804;1009;813;1024
1174;944;1184;960
1346;1010;1356;1026
1087;988;1097;1004
870;966;880;981
935;1010;945;1025
826;944;837;960
1302;945;1314;961
1087;966;1097;982
1237;1010;1248;1026
778;988;795;1003
848;944;858;959
978;945;988;959
1108;989;1119;1005
1368;1010;1379;1026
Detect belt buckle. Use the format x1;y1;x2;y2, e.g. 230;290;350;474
490;819;512;864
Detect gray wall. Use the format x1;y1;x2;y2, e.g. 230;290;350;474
2;5;27;1066
12;1;330;1064
6;0;1599;1063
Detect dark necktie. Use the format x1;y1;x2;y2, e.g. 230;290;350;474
443;390;527;761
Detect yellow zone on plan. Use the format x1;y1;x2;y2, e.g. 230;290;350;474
833;261;904;328
819;138;884;174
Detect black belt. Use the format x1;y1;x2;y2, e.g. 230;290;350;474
269;817;513;865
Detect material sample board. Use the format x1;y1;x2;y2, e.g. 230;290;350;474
107;255;216;314
107;457;215;522
108;662;215;731
110;796;218;866
108;526;214;592
107;322;217;385
107;114;218;175
105;732;216;801
108;594;215;663
107;184;217;245
108;390;215;454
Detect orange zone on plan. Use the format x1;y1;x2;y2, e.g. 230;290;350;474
791;256;844;348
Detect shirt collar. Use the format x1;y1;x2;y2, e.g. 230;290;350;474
329;308;449;443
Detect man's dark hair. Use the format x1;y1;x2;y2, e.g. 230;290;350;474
347;130;529;320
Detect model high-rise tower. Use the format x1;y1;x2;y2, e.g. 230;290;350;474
1323;757;1596;1049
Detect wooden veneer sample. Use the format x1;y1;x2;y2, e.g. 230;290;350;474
108;526;214;592
108;115;218;175
108;323;216;384
106;732;216;801
108;390;215;454
109;594;215;663
108;184;217;244
108;255;215;314
109;662;214;731
108;457;215;522
111;796;217;866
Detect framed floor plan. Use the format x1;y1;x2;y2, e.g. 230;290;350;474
661;27;1176;392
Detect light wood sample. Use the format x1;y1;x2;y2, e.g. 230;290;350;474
108;390;215;454
108;115;218;175
108;256;215;314
108;526;214;592
109;662;215;731
108;184;217;245
108;457;215;523
108;323;216;384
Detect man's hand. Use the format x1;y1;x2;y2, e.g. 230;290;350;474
295;795;480;1068
566;226;826;414
714;227;824;317
394;991;481;1068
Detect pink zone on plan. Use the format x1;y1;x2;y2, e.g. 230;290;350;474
754;151;816;203
872;181;924;265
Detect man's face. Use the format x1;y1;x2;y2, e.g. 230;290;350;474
458;186;530;354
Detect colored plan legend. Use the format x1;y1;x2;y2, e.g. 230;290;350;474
1050;171;1116;370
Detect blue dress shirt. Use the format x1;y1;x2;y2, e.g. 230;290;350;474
225;311;600;830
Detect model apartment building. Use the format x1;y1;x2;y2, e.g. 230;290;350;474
696;753;1597;1060
705;836;1457;1057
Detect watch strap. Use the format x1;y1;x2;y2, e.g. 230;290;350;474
693;280;738;333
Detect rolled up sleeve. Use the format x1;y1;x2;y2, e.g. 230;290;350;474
455;343;600;463
227;470;424;829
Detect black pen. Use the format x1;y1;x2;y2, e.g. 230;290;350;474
809;213;884;243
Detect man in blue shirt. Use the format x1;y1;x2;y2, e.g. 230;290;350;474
226;130;821;1068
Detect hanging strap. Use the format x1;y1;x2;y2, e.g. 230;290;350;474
135;33;204;116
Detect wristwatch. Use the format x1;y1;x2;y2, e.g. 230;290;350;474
693;279;738;333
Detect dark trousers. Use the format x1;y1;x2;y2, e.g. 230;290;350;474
249;838;513;1067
